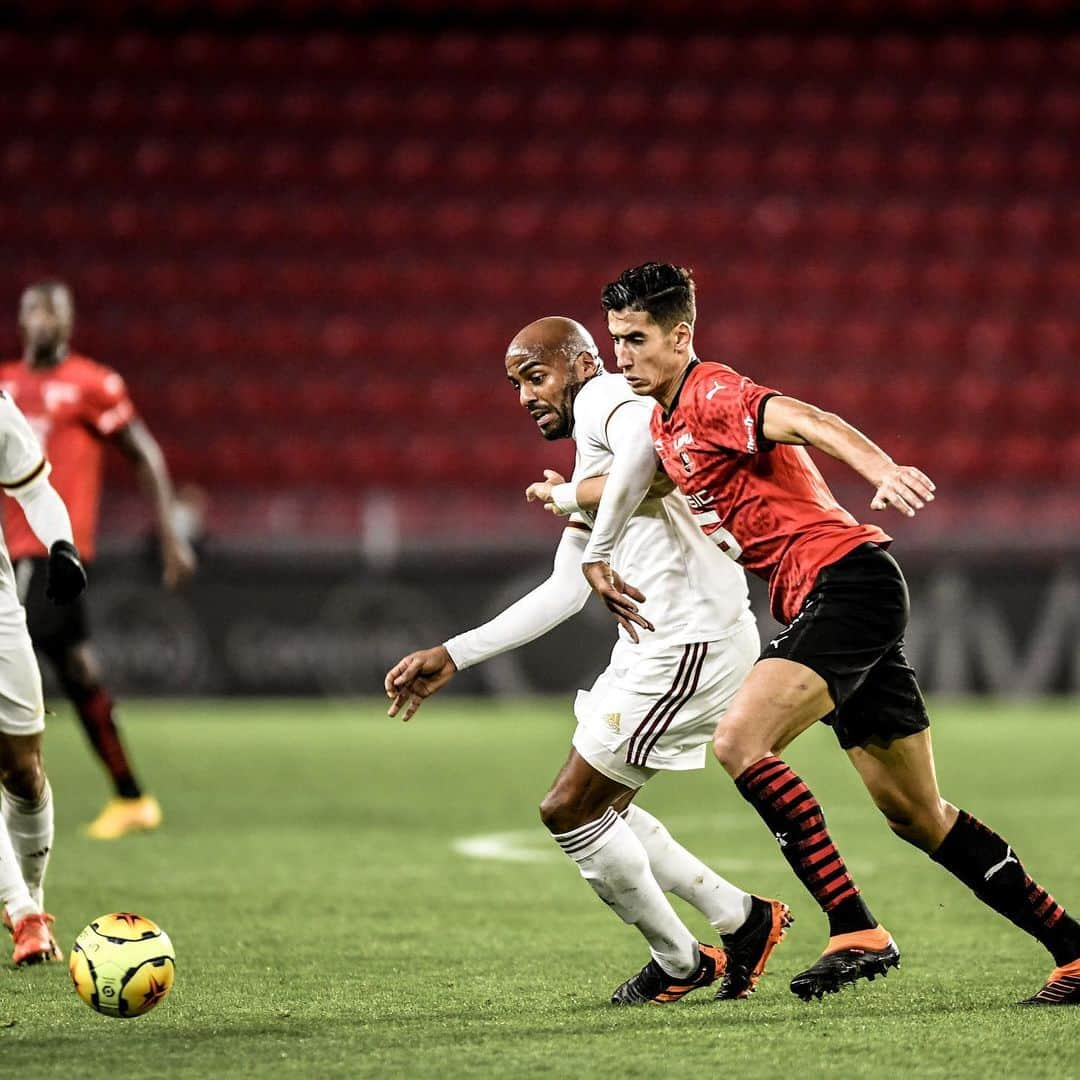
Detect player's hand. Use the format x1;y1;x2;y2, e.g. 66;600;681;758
161;532;197;589
582;560;653;644
525;470;568;516
871;464;937;518
384;645;458;721
46;539;87;605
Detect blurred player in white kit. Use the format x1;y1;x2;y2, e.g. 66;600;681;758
0;389;86;965
386;317;790;1005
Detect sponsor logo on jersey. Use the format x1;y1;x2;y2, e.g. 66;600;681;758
674;432;694;449
705;380;723;400
744;414;757;453
685;489;715;509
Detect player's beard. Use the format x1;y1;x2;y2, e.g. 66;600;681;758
27;337;62;365
530;395;573;440
533;412;567;440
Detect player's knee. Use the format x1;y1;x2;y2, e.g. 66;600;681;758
539;787;593;835
880;797;951;851
711;721;761;777
0;755;45;802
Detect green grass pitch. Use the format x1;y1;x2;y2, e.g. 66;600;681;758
0;698;1077;1078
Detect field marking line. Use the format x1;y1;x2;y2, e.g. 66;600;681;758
453;823;879;874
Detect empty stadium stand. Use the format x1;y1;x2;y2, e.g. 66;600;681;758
0;16;1075;548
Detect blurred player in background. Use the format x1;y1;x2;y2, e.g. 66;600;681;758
0;388;86;964
584;262;1080;1006
0;282;197;839
387;317;791;1006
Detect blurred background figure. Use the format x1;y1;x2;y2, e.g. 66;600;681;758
0;281;196;838
0;2;1074;697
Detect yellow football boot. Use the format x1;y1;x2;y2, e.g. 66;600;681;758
85;795;163;839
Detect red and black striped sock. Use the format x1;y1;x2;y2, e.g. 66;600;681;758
70;687;142;801
932;810;1080;966
736;755;876;936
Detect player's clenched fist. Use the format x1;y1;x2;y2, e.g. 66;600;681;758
870;464;936;518
384;645;458;721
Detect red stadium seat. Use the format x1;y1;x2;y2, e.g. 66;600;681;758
0;23;1068;517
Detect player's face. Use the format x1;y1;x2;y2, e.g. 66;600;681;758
608;309;686;399
505;352;581;440
18;289;71;359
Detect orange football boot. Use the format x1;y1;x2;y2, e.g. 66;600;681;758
1021;958;1080;1005
790;925;900;1001
7;911;63;966
611;943;727;1005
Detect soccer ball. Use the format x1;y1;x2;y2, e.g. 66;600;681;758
69;913;176;1018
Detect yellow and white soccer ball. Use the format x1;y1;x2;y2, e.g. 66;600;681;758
69;913;176;1018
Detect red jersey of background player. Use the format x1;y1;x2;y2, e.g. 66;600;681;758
0;353;135;561
650;360;890;624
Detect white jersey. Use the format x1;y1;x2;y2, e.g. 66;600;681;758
0;391;50;629
570;370;750;656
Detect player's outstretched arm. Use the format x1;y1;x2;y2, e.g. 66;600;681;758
386;527;594;717
111;419;197;587
385;646;458;721
761;395;937;518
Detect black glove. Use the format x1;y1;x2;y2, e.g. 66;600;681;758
46;539;87;605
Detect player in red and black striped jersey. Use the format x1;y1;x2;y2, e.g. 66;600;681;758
0;282;197;839
583;263;1080;1006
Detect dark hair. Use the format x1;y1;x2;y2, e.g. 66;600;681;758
600;263;696;331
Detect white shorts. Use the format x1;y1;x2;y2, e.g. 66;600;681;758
571;615;759;789
0;625;45;737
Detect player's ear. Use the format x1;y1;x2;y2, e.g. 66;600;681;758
671;322;692;355
579;351;599;379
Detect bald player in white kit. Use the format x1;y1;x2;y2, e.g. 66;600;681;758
0;389;87;965
385;317;791;1005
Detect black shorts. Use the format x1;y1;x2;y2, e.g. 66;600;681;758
759;543;930;750
16;556;90;658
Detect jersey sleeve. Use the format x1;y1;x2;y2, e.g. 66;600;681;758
82;368;136;437
691;368;782;455
0;391;50;491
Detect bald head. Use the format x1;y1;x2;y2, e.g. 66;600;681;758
506;316;599;368
505;316;602;441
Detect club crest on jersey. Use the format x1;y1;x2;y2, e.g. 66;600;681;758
679;450;693;474
743;415;757;453
605;712;621;733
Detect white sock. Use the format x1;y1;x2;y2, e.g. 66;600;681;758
552;807;700;977
2;782;53;912
624;804;752;934
0;816;36;922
